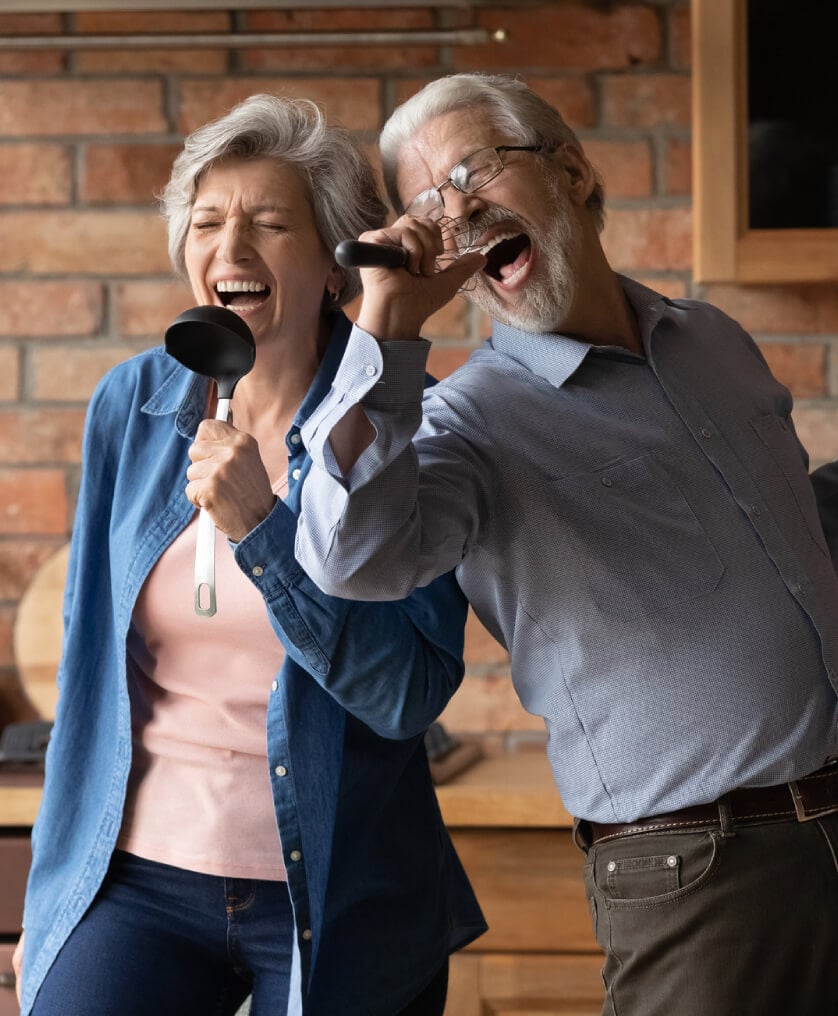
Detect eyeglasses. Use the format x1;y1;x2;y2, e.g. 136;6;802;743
404;144;556;220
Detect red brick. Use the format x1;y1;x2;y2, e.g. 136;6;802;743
790;407;838;469
0;52;64;74
665;137;692;195
77;49;228;75
528;77;597;131
0;81;166;137
32;345;148;402
758;343;827;399
427;345;472;381
115;281;200;337
463;608;509;666
584;140;652;199
438;671;541;733
424;297;469;341
671;3;692;69
700;284;838;335
83;144;181;205
0;144;71;206
243;11;437;72
179;79;380;134
0;470;69;536
246;9;434;31
602;73;691;128
0;539;61;601
0;409;86;465
630;274;689;300
0;211;169;274
0;282;103;338
75;11;230;31
0;349;19;400
602;206;693;272
0;13;62;33
455;5;661;73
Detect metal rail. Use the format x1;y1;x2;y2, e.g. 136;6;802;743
0;27;507;49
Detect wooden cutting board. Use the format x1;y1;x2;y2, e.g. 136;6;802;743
13;543;68;720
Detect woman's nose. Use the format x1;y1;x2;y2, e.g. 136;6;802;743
217;222;252;263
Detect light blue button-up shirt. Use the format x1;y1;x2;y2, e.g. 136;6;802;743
297;277;838;824
21;315;485;1016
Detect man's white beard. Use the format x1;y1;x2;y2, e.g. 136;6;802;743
462;182;580;334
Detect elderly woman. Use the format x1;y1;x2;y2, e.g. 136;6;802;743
14;94;484;1016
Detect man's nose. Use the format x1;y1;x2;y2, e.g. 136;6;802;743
443;188;487;224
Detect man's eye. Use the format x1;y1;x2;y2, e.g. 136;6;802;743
191;221;219;231
257;221;286;231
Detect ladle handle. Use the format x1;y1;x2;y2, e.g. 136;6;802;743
194;396;231;617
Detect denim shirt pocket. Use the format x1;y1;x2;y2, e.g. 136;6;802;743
546;453;725;621
750;412;829;557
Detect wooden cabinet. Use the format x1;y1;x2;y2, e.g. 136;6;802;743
436;753;604;1015
0;755;604;1015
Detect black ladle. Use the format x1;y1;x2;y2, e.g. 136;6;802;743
165;306;256;618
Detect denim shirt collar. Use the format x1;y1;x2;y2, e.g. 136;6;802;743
138;313;354;439
489;274;670;389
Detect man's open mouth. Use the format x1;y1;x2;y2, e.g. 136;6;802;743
479;232;531;283
215;280;271;308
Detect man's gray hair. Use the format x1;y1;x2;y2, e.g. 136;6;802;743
380;73;605;231
162;93;387;307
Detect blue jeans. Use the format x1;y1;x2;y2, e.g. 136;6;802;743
31;850;293;1016
30;850;449;1016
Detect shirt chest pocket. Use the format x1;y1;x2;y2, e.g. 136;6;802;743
546;453;725;621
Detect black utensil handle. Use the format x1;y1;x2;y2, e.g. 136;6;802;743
334;240;408;269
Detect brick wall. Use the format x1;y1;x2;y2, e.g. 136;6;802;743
1;2;836;753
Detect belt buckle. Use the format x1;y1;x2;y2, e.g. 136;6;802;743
789;779;838;822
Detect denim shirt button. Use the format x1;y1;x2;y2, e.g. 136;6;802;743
290;850;302;862
291;468;301;481
274;765;287;777
271;680;278;692
290;432;301;445
252;565;264;577
302;929;313;941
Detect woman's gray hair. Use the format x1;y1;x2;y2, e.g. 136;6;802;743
162;93;387;309
380;73;605;232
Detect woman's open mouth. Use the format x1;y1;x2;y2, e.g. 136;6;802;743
479;232;532;286
214;280;271;310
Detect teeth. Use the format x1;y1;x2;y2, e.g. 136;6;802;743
478;231;521;255
215;280;267;293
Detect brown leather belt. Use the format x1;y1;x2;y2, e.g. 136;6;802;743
588;761;838;846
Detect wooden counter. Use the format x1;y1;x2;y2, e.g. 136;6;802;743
436;750;573;828
438;751;604;1016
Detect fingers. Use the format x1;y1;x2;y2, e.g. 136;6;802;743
359;215;444;277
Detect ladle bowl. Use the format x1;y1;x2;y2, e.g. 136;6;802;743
165;304;255;401
164;306;256;619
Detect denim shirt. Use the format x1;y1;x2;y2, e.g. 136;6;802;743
21;315;485;1016
297;280;838;823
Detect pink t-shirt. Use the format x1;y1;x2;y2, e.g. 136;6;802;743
117;513;287;881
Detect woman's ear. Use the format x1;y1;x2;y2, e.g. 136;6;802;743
326;264;344;302
557;144;597;206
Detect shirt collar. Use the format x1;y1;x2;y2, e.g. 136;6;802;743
141;313;354;439
488;274;670;388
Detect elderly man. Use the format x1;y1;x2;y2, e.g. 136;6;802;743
295;73;838;1015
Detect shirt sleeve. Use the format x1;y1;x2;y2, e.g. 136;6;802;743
234;493;467;740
